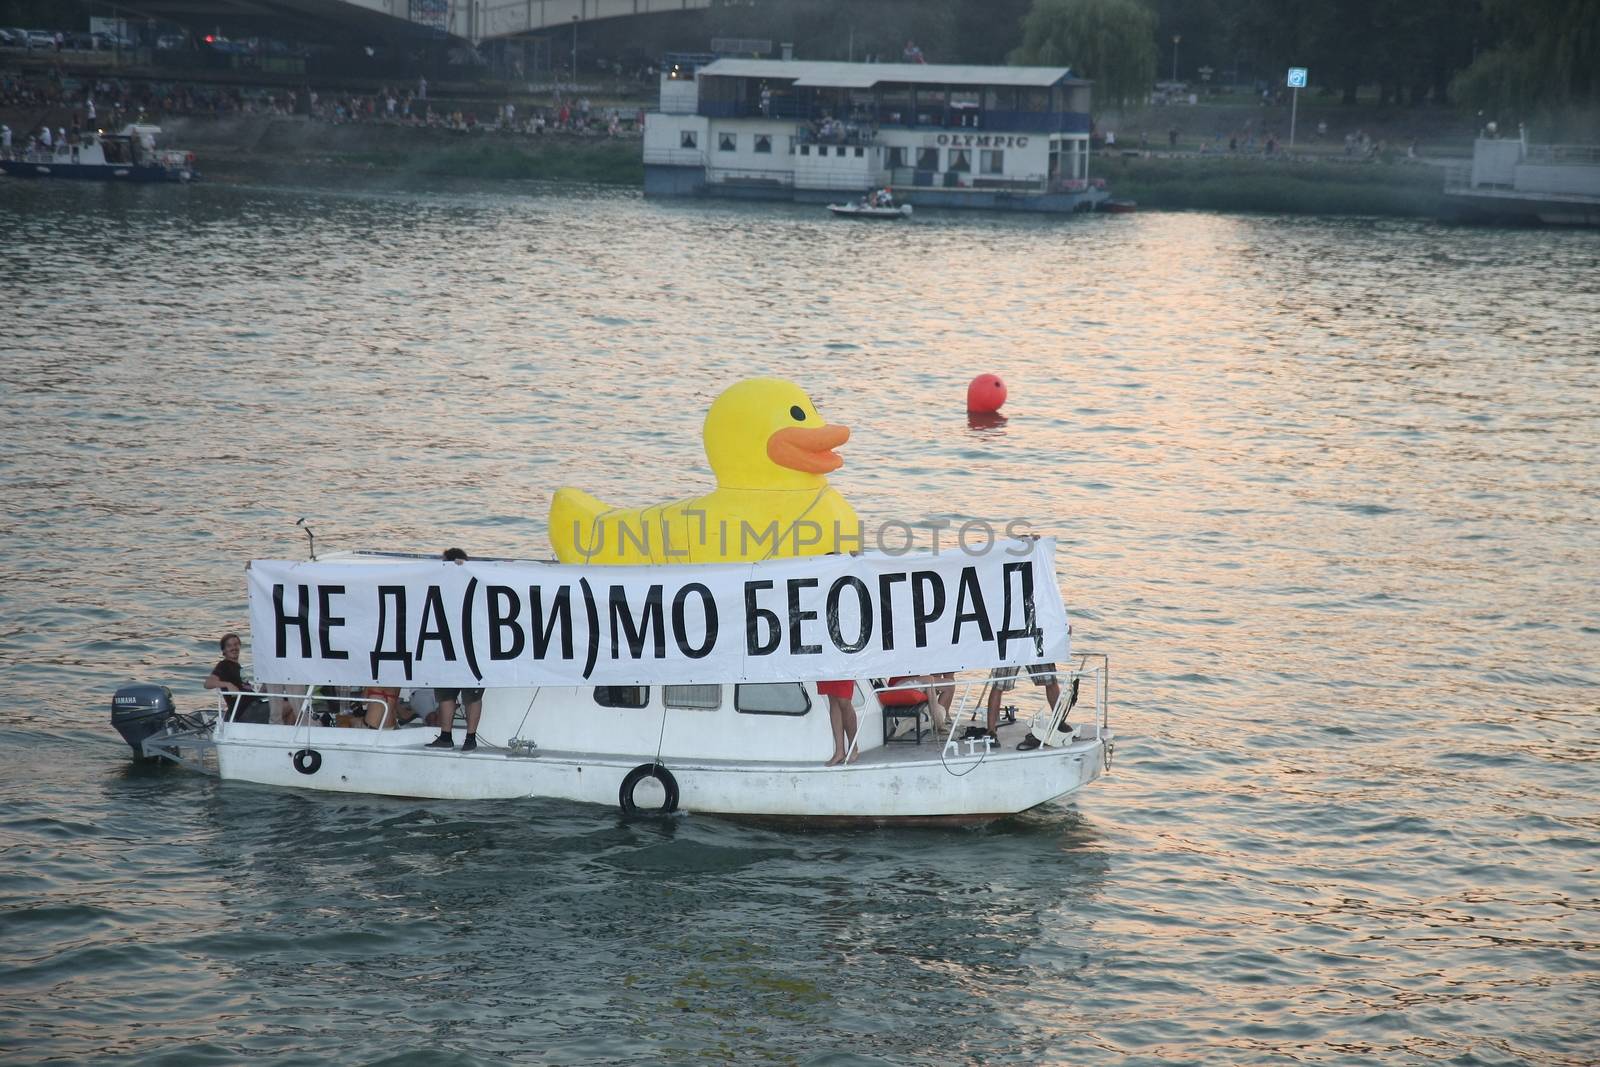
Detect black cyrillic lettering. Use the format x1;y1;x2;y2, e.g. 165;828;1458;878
825;575;873;653
998;561;1045;658
911;570;946;648
671;583;717;659
877;572;907;651
487;585;524;660
273;583;313;659
609;583;665;659
316;584;348;660
370;586;414;679
951;566;994;644
415;584;456;665
530;585;573;661
745;580;781;656
787;577;821;655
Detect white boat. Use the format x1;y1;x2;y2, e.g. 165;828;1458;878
0;123;197;182
112;546;1111;827
828;201;913;220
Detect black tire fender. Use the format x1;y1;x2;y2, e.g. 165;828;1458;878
292;748;322;775
619;762;678;814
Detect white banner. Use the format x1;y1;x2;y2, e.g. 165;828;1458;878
247;539;1069;688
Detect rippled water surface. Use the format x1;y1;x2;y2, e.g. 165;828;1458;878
2;177;1597;1065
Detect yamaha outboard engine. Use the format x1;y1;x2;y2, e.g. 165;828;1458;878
112;683;176;760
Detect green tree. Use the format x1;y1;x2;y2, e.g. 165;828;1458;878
1011;0;1158;108
1452;0;1600;123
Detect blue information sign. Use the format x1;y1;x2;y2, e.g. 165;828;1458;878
1287;67;1308;88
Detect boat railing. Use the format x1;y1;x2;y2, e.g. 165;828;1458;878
1523;143;1600;165
213;687;401;742
869;654;1108;757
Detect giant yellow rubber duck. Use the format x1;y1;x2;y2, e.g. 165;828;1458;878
549;378;860;564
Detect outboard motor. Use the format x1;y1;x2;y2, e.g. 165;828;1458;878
112;683;176;760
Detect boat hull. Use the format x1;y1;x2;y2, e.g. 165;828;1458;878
0;159;194;182
212;723;1109;824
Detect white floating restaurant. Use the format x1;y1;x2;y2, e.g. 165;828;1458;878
643;55;1110;213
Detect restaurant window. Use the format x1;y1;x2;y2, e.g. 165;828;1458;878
1021;87;1050;112
680;130;697;149
734;683;812;716
948;148;971;172
981;149;1004;174
755;134;772;153
718;132;736;151
915;146;939;170
664;684;721;710
595;686;649;709
983;87;1018;112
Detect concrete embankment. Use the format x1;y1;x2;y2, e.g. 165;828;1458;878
149;115;644;184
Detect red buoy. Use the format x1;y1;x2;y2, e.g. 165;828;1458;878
966;373;1007;413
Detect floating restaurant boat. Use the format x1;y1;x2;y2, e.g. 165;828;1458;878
1443;132;1600;226
0;123;197;182
112;548;1111;827
644;55;1110;214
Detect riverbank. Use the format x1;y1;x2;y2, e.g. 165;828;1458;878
1096;152;1449;216
3;111;1455;216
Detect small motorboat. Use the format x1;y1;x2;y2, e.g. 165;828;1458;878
1100;198;1137;214
828;198;913;220
0;123;197;182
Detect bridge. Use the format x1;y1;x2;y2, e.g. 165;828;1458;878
122;0;712;45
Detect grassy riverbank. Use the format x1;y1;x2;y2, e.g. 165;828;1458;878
1095;153;1449;216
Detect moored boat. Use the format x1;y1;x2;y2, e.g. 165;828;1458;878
0;123;197;182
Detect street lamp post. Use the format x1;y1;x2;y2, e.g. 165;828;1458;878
1172;35;1181;83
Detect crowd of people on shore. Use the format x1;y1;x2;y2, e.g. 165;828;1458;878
0;66;645;144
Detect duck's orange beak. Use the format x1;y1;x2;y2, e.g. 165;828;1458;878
767;424;850;475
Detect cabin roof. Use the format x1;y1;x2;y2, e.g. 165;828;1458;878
696;59;1085;90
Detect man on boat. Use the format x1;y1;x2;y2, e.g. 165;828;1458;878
427;548;485;751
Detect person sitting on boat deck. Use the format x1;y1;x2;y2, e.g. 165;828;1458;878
977;663;1063;745
818;679;859;766
205;632;267;723
361;686;418;729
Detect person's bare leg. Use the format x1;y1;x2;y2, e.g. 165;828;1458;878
842;698;859;763
1045;679;1063;725
986;684;1003;734
826;696;847;765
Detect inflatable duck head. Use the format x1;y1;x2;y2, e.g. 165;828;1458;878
704;377;851;490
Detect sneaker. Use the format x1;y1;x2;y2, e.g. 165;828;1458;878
1016;733;1043;751
961;726;989;740
461;735;477;753
425;734;454;749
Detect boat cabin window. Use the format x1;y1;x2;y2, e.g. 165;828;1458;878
982;149;1004;174
915;147;939;171
948;148;971;172
680;131;697;149
718;132;736;151
754;134;772;154
595;686;649;709
887;146;906;168
664;684;720;710
734;683;811;716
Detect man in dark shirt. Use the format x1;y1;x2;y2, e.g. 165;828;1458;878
206;632;267;722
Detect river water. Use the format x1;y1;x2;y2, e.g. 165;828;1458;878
1;176;1596;1065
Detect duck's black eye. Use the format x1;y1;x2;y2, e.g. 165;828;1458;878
790;405;806;421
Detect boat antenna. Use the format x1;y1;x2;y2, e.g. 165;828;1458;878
296;517;317;561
